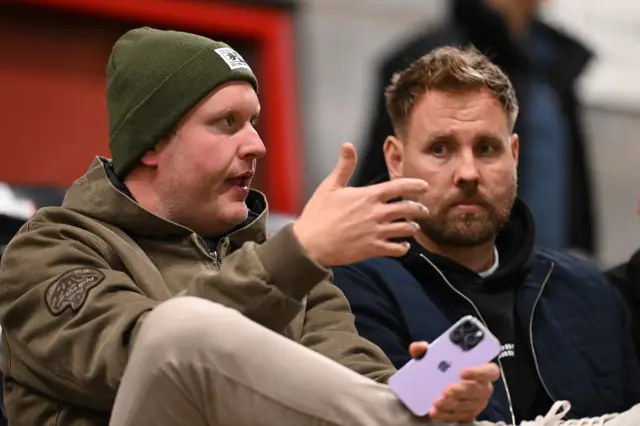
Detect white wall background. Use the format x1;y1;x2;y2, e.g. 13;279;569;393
540;0;640;111
293;0;640;267
296;0;445;194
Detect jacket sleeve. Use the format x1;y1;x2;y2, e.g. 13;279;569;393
332;264;413;369
0;221;329;412
615;283;640;405
607;261;640;359
188;224;330;333
298;280;396;384
607;261;633;300
600;265;640;405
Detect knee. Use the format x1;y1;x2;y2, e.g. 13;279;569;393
132;297;245;360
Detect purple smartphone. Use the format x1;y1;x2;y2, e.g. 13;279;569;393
388;315;501;417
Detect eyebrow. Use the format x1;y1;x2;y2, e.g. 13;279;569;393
209;106;261;119
474;132;506;144
423;131;505;146
423;132;455;146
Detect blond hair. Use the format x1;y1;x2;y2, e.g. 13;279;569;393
385;45;519;137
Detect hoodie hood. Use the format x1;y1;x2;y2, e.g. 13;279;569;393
367;172;536;283
61;157;269;248
402;197;536;292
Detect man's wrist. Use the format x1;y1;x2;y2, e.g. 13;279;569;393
291;222;324;266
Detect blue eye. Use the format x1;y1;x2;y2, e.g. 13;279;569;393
479;144;492;153
431;144;447;157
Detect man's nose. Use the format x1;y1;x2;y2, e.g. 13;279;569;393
239;126;266;160
453;151;480;186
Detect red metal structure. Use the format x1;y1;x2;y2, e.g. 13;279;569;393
0;0;302;213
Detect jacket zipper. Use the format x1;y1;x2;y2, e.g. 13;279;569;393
215;239;225;264
197;235;220;266
418;253;517;426
528;262;556;403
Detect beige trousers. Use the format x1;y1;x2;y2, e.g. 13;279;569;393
108;296;491;426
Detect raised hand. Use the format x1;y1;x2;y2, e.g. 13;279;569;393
293;143;429;267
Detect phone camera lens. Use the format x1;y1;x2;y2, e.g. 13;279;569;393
462;330;484;351
461;320;477;333
450;327;465;344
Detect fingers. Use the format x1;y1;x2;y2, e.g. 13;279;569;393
429;380;493;423
368;200;428;249
408;341;429;359
373;177;429;201
378;221;421;240
460;363;501;383
428;408;478;423
325;143;358;189
372;241;412;258
439;380;493;409
379;200;429;222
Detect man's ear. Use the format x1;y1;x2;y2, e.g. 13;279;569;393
510;133;519;168
384;135;404;179
140;137;171;167
140;149;159;167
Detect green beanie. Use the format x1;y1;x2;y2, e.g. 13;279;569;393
106;27;258;176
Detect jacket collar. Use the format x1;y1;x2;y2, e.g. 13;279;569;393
61;156;269;246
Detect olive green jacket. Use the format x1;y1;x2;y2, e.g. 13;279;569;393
0;158;395;425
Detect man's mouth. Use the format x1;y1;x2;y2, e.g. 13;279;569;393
225;171;253;188
449;197;486;214
452;203;481;213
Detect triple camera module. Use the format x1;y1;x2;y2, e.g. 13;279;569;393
449;319;485;352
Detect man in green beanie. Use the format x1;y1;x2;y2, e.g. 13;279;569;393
0;27;499;425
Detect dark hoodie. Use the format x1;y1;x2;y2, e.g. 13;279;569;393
334;195;640;422
400;199;550;421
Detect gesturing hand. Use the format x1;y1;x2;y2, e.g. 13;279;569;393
293;143;429;267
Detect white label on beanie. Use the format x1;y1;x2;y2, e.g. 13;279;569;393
215;47;251;71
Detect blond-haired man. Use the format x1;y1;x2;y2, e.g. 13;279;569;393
334;45;640;424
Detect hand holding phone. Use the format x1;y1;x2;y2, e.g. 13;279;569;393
388;315;501;417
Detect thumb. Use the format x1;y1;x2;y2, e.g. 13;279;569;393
327;143;357;189
409;341;429;360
